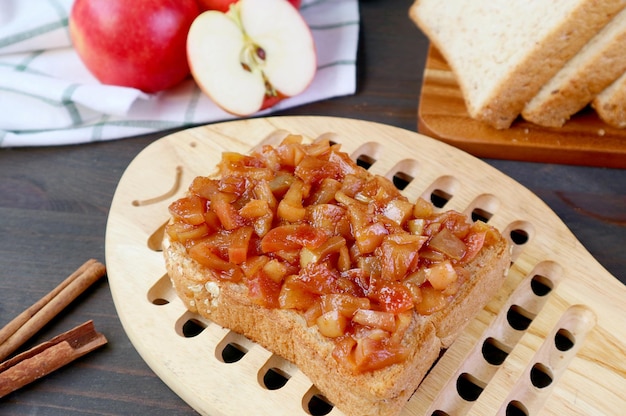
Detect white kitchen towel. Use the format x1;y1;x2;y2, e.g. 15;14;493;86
0;0;359;147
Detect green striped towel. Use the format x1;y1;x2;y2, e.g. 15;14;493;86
0;0;359;147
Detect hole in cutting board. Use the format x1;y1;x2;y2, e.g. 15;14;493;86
181;319;206;338
147;273;177;305
308;395;333;416
554;328;575;351
530;274;553;297
302;386;334;416
482;337;510;366
430;189;452;208
258;354;297;390
465;193;500;223
356;154;376;169
313;132;339;147
351;141;383;171
220;343;247;363
456;373;485;402
510;229;530;245
262;368;290;390
215;331;255;364
529;363;553;389
507;305;536;331
385;159;420;191
175;312;209;338
471;207;493;223
393;171;414;190
147;220;168;252
423;175;459;209
505;401;529;416
503;220;535;261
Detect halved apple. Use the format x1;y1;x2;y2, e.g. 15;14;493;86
187;0;317;116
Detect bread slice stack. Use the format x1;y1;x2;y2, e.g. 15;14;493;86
410;0;626;129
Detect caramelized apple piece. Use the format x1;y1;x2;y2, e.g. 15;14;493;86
413;196;434;218
277;178;309;222
260;224;328;252
295;154;342;185
381;198;414;226
239;199;273;237
376;234;424;281
317;310;348;338
428;227;466;260
352;309;396;332
168;195;206;225
300;235;347;268
353;337;409;373
211;192;245;230
415;284;450;315
188;241;243;282
166;222;209;244
307;178;342;205
279;276;319;310
306;204;350;239
262;258;289;283
369;278;414;314
425;260;458;291
320;294;370;317
247;272;282;308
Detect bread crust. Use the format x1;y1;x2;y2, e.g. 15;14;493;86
522;8;626;127
163;229;510;416
593;70;626;128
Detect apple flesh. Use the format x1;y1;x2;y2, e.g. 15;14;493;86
187;0;316;115
69;0;200;93
197;0;301;13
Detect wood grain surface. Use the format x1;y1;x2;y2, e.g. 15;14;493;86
105;116;626;416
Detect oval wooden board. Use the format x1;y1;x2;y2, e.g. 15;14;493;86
105;116;626;416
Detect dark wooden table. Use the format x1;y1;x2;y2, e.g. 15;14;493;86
1;2;624;415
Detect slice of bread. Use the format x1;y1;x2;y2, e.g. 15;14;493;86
162;137;511;416
409;0;626;129
522;8;626;127
164;234;510;416
592;70;626;127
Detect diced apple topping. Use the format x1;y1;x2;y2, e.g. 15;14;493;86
166;134;501;373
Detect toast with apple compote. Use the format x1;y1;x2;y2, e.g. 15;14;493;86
163;134;510;416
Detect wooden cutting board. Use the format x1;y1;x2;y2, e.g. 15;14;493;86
418;46;626;169
105;116;626;416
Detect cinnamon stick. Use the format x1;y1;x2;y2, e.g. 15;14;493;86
0;259;106;361
0;320;107;397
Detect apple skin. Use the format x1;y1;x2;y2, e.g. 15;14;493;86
69;0;200;93
196;0;301;13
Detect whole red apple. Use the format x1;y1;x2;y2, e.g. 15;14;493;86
196;0;301;13
69;0;200;93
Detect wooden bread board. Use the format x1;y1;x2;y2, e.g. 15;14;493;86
105;116;626;415
418;46;626;169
